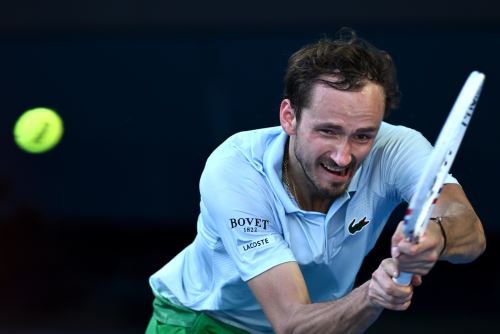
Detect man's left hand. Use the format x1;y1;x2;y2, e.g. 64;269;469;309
391;219;445;276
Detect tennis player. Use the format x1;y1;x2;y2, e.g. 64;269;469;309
146;28;486;333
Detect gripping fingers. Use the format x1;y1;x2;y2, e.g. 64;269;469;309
369;259;414;311
368;278;413;310
393;223;442;276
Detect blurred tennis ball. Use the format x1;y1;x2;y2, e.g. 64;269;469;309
13;107;64;153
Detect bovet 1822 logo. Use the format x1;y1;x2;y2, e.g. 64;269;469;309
230;217;270;233
348;216;370;235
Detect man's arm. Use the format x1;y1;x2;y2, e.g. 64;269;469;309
431;183;486;263
392;183;486;276
248;259;419;334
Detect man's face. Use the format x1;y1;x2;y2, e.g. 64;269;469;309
286;78;385;200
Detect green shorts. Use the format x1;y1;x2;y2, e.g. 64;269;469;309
145;295;249;334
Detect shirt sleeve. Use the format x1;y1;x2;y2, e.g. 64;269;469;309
374;125;458;203
199;147;296;281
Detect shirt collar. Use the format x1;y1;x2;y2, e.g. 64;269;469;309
263;128;299;213
347;165;362;194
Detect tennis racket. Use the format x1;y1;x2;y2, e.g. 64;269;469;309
394;71;485;285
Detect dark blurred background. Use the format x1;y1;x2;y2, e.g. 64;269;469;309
0;1;499;333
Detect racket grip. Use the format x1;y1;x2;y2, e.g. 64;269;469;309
393;272;412;286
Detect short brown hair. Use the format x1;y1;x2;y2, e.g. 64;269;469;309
283;28;400;120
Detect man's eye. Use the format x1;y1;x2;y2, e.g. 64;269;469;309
319;129;336;135
354;134;372;142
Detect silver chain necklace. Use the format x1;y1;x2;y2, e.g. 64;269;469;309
283;150;301;207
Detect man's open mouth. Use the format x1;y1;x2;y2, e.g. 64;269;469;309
321;163;350;177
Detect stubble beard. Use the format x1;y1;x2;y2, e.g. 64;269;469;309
293;145;356;201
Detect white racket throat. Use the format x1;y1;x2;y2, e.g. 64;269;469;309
394;71;485;286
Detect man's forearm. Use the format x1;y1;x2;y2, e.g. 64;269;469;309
438;201;486;264
282;281;383;334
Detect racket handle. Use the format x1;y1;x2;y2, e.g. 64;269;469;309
393;272;412;286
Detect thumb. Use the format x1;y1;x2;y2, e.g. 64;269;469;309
391;245;401;258
391;220;406;247
391;221;406;258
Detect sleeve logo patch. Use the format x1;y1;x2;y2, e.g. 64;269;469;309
239;235;276;253
230;217;270;233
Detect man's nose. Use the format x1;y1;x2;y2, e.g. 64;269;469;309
330;140;352;167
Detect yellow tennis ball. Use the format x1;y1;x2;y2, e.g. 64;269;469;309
14;107;64;153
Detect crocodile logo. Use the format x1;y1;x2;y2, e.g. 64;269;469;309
348;217;370;234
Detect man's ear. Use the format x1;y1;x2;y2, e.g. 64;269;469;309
280;99;297;135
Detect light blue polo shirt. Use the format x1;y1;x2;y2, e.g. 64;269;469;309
149;122;457;333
